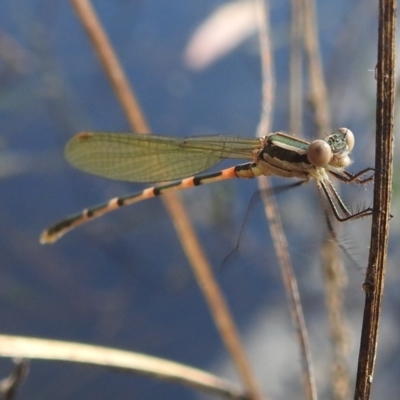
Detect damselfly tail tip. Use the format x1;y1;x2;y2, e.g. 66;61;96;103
39;229;61;245
39;232;52;244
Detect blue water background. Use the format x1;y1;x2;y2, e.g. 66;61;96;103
1;1;399;399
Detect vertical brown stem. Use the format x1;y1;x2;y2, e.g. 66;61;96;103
354;1;396;399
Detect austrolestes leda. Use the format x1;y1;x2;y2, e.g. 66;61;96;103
40;128;373;244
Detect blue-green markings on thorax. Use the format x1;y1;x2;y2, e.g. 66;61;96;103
263;133;310;165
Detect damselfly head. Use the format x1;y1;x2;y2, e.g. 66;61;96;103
306;128;355;169
326;128;355;153
325;128;354;168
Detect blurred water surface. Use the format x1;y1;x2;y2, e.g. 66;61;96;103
0;1;398;399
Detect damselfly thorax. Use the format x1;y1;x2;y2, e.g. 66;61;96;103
40;128;373;244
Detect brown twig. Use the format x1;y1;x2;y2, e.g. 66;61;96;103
69;1;263;398
70;1;148;133
354;1;396;399
255;1;317;399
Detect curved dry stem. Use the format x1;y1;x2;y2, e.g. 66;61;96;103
68;1;263;398
0;335;249;400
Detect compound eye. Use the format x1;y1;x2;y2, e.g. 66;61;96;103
338;127;355;152
307;140;333;167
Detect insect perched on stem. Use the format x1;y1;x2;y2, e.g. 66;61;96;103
40;128;373;244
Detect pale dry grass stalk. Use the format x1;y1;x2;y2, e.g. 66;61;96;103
256;1;317;399
301;0;331;133
301;0;351;398
289;0;304;136
69;0;263;398
0;335;248;400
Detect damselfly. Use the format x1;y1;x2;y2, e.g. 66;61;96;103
40;128;373;244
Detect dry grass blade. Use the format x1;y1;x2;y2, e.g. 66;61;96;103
255;1;317;399
259;177;318;400
302;0;330;133
68;0;263;398
302;0;351;398
354;1;396;399
0;335;249;400
289;0;304;136
321;242;351;399
70;1;148;133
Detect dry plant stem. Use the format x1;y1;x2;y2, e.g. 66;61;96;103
255;0;273;138
301;1;350;398
301;0;330;133
0;358;29;400
289;0;304;136
70;1;147;132
260;178;318;400
322;243;350;400
354;1;396;399
0;335;249;400
255;1;317;399
69;1;263;399
321;238;350;400
162;195;262;400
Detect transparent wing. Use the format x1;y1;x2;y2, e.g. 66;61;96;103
65;132;261;182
